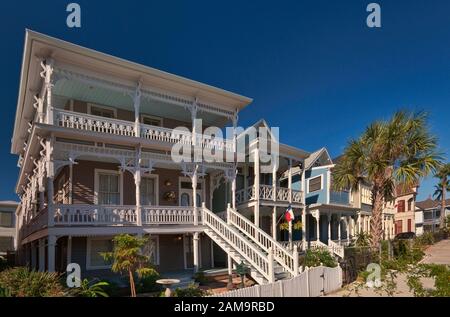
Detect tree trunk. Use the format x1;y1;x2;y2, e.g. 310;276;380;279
129;269;136;297
371;188;384;249
440;178;446;229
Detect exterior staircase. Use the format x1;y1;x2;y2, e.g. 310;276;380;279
201;204;299;284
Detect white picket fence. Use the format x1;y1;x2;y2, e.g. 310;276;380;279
209;265;342;297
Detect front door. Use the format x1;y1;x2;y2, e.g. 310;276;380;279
179;177;204;207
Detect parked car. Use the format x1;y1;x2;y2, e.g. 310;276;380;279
394;232;416;240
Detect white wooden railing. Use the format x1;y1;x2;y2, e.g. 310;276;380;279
328;240;345;258
236;185;303;205
310;240;345;258
202;206;274;283
227;207;299;277
279;240;304;252
140;124;192;145
54;205;137;225
55;109;233;151
142;206;200;225
55;109;135;137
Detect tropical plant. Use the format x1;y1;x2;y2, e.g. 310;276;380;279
434;163;450;229
332;111;441;248
303;248;337;268
353;232;372;247
101;234;151;297
72;278;109;297
0;267;66;297
173;283;208;297
235;261;250;288
135;266;160;294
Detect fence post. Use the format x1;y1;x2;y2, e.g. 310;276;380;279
305;266;310;297
293;245;299;276
279;280;284;297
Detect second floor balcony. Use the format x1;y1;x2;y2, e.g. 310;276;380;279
235;184;303;206
329;190;351;206
54;108;234;152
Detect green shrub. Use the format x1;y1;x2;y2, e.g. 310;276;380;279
72;278;109;297
193;271;208;285
135;267;161;294
0;267;66;297
173;283;208;297
416;232;435;246
303;248;337;268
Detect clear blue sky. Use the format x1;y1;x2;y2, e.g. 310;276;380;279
0;0;449;202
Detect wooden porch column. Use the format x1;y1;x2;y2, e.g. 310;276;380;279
135;146;142;226
133;82;141;138
254;148;260;227
328;214;332;243
288;158;293;247
192;165;198;226
46;137;55;227
44;61;54;125
338;213;342;241
301;169;306;248
315;213;320;241
272;161;277;240
193;232;199;273
47;235;57;272
38;239;45;272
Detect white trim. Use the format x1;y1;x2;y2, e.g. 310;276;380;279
327;169;331;205
307;174;323;194
94;169;123;205
310;164;334;171
86;236;113;270
87;103;118;118
140;114;163;127
69;99;74;112
66;236;72;264
141;174;160;206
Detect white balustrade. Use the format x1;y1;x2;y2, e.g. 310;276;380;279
235;185;303;205
54;205;137;225
279;240;303;251
142;206;200;225
55;109;135;137
228;207;299;276
140;125;192;145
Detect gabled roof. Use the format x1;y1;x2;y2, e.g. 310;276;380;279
416;198;450;210
304;147;333;170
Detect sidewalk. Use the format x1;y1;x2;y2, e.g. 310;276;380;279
420;239;450;265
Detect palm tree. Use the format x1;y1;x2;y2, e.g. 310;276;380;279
333;111;440;248
433;182;449;201
434;163;450;229
101;234;150;297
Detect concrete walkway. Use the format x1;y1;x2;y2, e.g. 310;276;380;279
420;239;450;265
327;239;450;297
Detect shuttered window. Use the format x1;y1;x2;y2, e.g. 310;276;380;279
308;176;322;193
98;173;120;205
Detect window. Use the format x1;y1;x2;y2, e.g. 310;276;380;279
397;200;405;213
0;211;13;227
407;198;414;211
87;238;113;270
140;177;157;206
141;115;162;127
96;170;121;205
308;176;322;193
181;182;201;190
180;193;190;207
395;220;403;235
0;237;13;253
143;236;159;265
88;104;116;118
407;219;412;232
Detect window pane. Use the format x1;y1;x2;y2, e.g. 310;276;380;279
140;178;155;205
309;176;321;192
181;193;190;206
0;237;13;252
90;240;113;267
0;212;13;227
98;173;120;205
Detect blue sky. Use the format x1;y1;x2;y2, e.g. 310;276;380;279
0;0;449;201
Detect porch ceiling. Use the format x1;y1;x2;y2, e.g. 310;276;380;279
53;78;229;126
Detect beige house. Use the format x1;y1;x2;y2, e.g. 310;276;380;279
0;201;18;255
